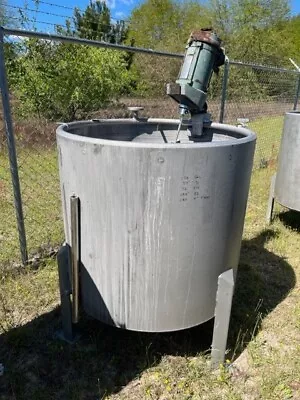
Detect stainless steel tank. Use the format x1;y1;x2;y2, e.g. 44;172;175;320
56;118;256;332
274;112;300;211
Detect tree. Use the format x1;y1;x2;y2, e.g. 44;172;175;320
60;0;128;44
209;0;290;64
13;39;131;121
127;0;211;52
0;0;21;88
280;15;300;65
0;0;19;28
128;0;179;50
126;0;213;97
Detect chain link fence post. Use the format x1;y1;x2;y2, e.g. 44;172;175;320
219;56;230;123
0;27;27;265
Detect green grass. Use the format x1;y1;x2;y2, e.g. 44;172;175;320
248;115;284;168
0;147;63;266
0;166;299;399
1;115;300;399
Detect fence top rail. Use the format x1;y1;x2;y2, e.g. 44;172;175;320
1;27;184;59
2;27;299;75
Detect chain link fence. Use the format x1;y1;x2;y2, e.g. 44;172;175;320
221;61;300;168
1;28;300;265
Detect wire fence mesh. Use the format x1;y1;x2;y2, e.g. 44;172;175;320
1;29;299;265
0;117;19;265
222;63;299;169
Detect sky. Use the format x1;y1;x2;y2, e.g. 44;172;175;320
8;0;137;31
7;0;300;32
291;0;300;15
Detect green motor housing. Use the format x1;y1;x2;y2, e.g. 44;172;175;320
167;29;225;114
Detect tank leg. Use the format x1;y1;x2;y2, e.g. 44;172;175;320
56;244;77;343
266;174;276;224
211;268;234;369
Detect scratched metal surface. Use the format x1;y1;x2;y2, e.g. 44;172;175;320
57;120;256;332
275;112;300;212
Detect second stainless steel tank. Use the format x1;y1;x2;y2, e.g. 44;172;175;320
275;111;300;211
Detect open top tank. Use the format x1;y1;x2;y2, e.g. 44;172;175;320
266;111;300;222
57;118;256;332
275;111;300;211
56;29;256;367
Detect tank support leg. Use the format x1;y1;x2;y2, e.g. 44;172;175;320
211;268;234;369
56;244;76;343
266;174;276;224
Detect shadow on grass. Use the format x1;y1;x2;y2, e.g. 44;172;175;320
0;229;295;400
228;228;296;358
278;209;300;232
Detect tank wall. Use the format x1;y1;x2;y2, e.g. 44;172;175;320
57;124;255;332
275;112;300;211
275;112;300;212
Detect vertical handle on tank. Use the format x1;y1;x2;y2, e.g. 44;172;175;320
70;195;80;324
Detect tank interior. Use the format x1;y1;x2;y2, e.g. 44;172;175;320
62;120;247;144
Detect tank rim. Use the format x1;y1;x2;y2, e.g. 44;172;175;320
56;118;256;149
286;111;300;115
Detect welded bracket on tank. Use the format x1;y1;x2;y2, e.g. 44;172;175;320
56;244;79;344
266;174;276;224
211;268;235;369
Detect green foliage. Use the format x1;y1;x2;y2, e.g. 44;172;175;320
128;0;291;64
127;0;212;97
12;39;131;121
128;0;179;50
281;15;300;66
126;0;296;99
227;68;268;100
210;0;290;65
0;0;20;28
128;0;211;52
128;55;182;97
7;0;300;111
73;0;111;40
5;42;20;87
58;0;128;44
